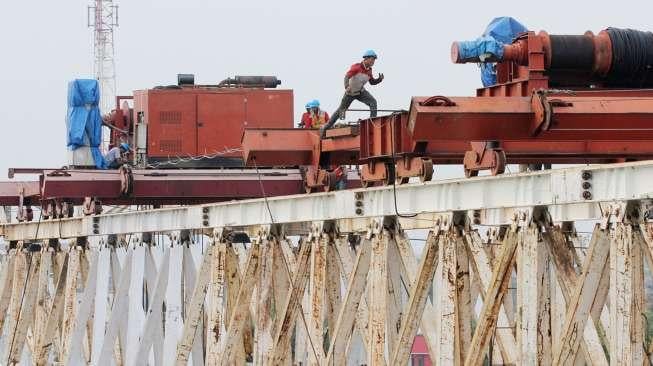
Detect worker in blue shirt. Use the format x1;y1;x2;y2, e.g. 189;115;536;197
104;143;129;169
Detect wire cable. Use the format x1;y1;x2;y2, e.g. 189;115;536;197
144;147;243;169
606;28;653;88
251;158;275;225
388;113;418;218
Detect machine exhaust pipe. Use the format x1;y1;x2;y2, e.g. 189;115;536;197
218;76;281;88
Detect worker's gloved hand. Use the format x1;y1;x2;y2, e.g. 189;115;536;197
377;73;385;83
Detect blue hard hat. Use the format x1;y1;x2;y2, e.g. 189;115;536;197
305;101;312;109
120;143;130;151
362;49;378;59
309;99;320;108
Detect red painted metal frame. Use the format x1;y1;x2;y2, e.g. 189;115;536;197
421;140;653;163
359;114;408;161
241;127;361;190
442;27;653;174
1;169;308;207
408;95;653;141
40;169;305;204
242;127;360;167
360;89;653;174
476;32;548;97
242;129;318;166
243;88;653;182
0;182;40;206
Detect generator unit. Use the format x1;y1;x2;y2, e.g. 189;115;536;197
108;74;294;168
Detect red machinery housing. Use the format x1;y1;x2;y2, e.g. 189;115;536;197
242;26;653;189
108;75;294;168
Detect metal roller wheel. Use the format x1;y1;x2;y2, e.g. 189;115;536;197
91;199;103;215
303;181;313;194
464;167;479;178
323;171;338;192
63;202;74;218
491;150;507;176
420;159;434;182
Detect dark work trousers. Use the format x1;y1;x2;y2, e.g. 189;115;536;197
322;90;377;135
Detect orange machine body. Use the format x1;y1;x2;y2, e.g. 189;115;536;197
134;87;293;164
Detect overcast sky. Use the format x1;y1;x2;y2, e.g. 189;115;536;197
1;0;652;180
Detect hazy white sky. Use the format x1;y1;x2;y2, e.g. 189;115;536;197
1;0;652;179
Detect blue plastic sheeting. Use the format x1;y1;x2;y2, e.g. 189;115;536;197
456;37;506;62
483;17;527;44
66;79;106;169
457;17;527;86
482;17;527;86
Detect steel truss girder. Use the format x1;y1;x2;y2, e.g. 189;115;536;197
2;161;653;240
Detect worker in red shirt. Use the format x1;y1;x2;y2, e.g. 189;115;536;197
299;99;329;129
321;50;384;138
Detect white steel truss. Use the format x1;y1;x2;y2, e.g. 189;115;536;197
0;161;653;365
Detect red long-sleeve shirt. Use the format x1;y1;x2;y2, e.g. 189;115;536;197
346;63;381;84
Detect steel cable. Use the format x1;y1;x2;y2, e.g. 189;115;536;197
606;28;653;87
388;113;418;218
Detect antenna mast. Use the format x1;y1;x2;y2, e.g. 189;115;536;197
88;0;118;115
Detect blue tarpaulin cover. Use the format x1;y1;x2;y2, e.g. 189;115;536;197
483;17;528;44
456;36;506;61
66;79;106;169
457;17;527;86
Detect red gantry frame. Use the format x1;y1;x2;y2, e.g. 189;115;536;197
242;29;653;189
5;27;653;216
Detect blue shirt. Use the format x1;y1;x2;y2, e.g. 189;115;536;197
105;147;122;165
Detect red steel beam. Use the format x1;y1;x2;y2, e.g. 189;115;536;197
408;96;653;141
421;140;653;163
2;169;306;206
39;169;304;204
242;129;317;166
0;181;41;205
243;110;653;170
556;89;653;98
242;127;361;167
320;126;361;165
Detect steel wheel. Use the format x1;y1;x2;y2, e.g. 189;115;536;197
323;171;338;192
384;163;396;186
491;150;506;176
397;176;410;185
464;167;479;178
303;181;313;194
420;159;434;182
